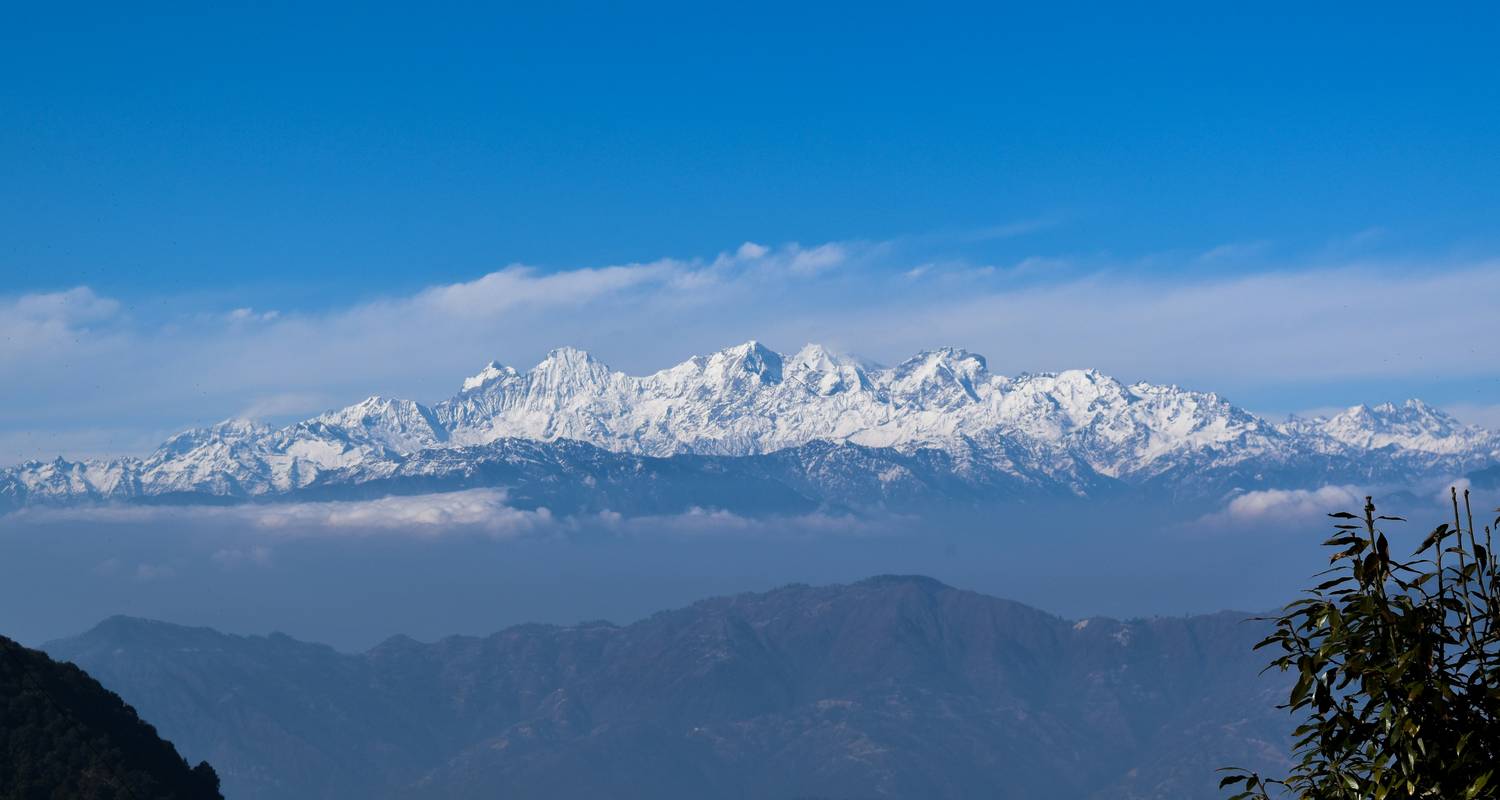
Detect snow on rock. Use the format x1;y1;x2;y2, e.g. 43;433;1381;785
3;342;1497;509
1303;400;1492;456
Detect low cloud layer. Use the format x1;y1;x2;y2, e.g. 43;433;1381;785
6;490;551;538
3;238;1499;461
3;489;889;543
1211;485;1368;524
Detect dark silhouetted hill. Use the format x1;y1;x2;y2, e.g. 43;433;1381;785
0;633;222;800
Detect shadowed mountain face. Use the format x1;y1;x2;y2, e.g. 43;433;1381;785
47;577;1292;800
0;634;222;800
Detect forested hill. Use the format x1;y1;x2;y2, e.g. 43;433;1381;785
0;633;222;800
49;577;1291;800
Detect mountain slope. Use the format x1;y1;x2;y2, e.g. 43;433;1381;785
0;633;223;800
4;342;1495;513
47;577;1292;800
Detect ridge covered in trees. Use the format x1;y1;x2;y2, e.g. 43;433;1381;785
0;633;222;800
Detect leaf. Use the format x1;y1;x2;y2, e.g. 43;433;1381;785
1414;524;1449;555
1290;671;1313;707
1329;511;1359;519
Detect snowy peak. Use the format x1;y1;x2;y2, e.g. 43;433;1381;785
786;344;872;396
705;340;784;385
310;396;448;451
888;348;988;407
151;418;270;460
986;371;1277;478
460;360;517;392
1009;369;1128;415
1309;399;1488;455
527;346;617;393
3;342;1497;511
535;346;601;371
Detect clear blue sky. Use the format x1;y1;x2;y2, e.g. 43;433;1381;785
2;2;1499;459
4;2;1497;300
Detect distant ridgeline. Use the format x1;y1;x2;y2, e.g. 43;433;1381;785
49;577;1290;800
4;342;1496;515
0;634;222;800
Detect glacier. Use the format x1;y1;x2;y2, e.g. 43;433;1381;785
2;341;1496;515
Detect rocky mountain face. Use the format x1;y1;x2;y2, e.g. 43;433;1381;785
4;342;1495;514
46;577;1291;800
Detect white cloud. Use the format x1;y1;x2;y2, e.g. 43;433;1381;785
2;240;1499;462
1205;485;1366;525
227;307;280;323
785;243;847;276
412;262;677;318
9;287;119;324
736;241;769;260
247;490;551;536
5;490;899;544
8;489;552;538
1435;478;1472;504
845;262;1500;385
0;287;122;362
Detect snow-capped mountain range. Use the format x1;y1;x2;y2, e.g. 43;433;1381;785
3;342;1496;515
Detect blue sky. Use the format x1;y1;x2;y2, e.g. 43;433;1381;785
2;2;1499;460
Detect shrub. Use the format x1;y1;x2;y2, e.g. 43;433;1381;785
1222;490;1498;799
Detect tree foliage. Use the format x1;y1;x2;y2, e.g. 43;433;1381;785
0;633;222;800
1223;490;1499;799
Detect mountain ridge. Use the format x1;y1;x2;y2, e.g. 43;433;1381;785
4;341;1495;513
44;576;1290;800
